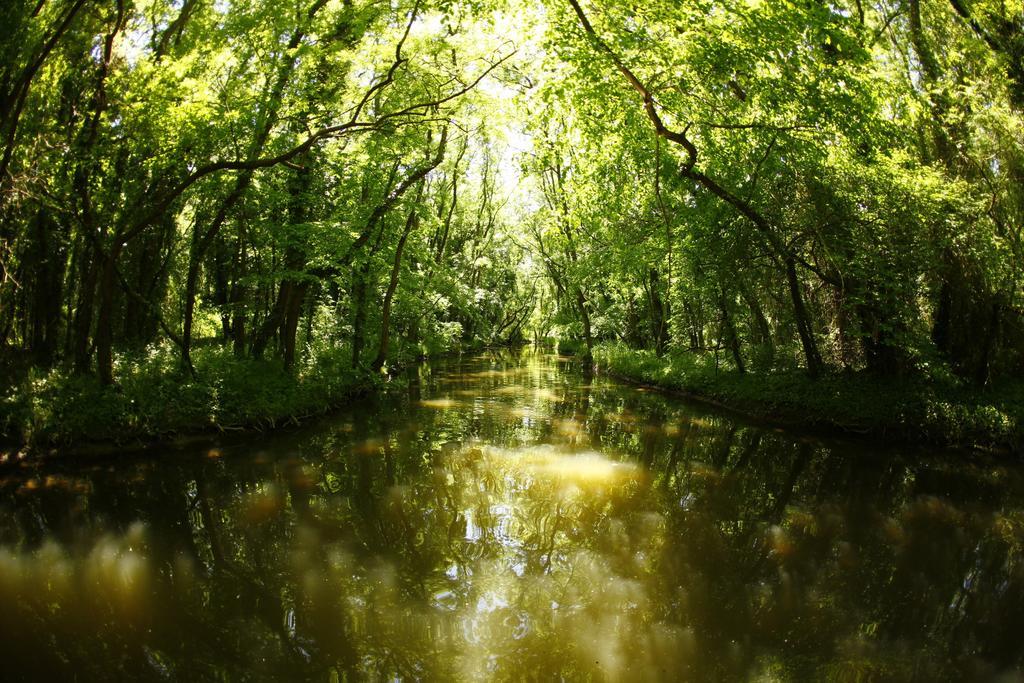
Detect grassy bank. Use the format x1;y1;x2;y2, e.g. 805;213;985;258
595;344;1024;454
1;344;384;452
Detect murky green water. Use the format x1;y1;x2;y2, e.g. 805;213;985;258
1;350;1023;681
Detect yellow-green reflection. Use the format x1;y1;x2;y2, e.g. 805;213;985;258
1;351;1023;680
283;441;670;681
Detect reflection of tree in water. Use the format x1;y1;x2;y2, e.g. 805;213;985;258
0;352;1023;680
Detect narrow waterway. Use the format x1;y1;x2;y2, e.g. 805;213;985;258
1;350;1022;681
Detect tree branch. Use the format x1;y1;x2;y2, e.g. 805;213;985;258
566;0;697;169
123;42;514;247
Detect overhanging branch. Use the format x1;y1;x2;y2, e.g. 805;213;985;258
566;0;697;170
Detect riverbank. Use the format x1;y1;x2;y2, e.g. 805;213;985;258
8;341;1021;458
595;344;1024;454
0;345;386;456
0;342;528;458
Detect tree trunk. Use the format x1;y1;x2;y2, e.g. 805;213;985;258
95;244;122;386
281;281;309;372
181;243;202;374
371;184;424;372
648;268;668;355
719;289;746;375
576;287;593;362
28;208;64;363
740;279;773;365
212;234;232;341
350;263;369;369
251;280;290;360
230;233;248;357
786;258;822;378
71;245;99;375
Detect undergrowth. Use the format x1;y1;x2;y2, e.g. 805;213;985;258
595;343;1024;453
1;343;383;449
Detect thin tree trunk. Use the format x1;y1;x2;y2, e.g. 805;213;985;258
251;281;290;360
740;279;773;364
95;243;123;385
230;232;248;357
350;263;369;369
786;258;822;378
281;282;310;371
371;183;425;372
575;287;593;362
71;244;98;374
719;289;745;375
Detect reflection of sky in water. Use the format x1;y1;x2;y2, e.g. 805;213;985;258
1;350;1024;680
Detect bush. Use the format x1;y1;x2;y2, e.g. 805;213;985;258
1;343;378;448
556;338;590;357
595;343;1023;453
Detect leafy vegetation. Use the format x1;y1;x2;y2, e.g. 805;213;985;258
2;343;384;447
597;343;1024;452
1;0;1022;450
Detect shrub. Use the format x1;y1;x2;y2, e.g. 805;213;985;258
595;343;1022;453
1;343;376;448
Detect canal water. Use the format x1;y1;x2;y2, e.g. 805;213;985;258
1;350;1022;681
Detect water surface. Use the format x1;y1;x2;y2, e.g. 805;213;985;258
2;350;1023;681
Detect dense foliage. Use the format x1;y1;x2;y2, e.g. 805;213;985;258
534;0;1024;387
1;0;1022;446
597;343;1023;451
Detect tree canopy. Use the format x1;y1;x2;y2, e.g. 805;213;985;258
1;0;1022;396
